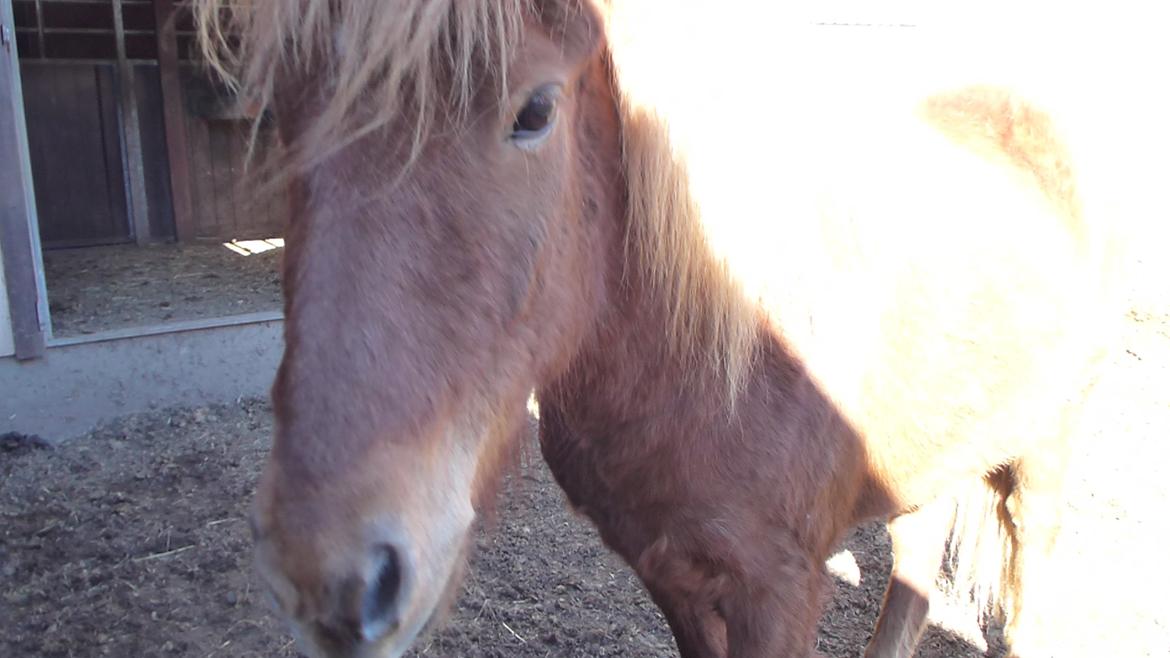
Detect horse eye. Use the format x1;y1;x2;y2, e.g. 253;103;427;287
511;86;559;142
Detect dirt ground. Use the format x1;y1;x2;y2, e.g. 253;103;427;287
3;260;1169;658
42;242;283;338
6;254;1170;657
0;400;1000;658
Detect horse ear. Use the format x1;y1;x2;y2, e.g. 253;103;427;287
538;0;605;68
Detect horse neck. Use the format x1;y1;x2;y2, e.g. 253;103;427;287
538;246;891;547
543;261;728;432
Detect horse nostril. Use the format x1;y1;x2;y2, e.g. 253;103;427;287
361;544;404;639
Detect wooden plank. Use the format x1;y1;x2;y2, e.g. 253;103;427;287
182;99;215;238
1;0;47;358
133;63;174;240
66;64;108;238
152;0;192;240
207;119;236;236
222;120;244;234
40;2;115;31
95;63;131;239
112;0;151;243
21;63;133;246
255;126;288;238
18;66;57;233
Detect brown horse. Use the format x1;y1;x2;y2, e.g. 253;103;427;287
196;2;1119;657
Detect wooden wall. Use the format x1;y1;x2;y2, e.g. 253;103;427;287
182;119;287;242
179;68;286;241
14;0;286;246
19;62;129;247
19;62;176;247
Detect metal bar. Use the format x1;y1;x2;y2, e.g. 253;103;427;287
0;0;48;358
48;309;284;348
21;57;164;65
42;234;135;250
112;0;151;243
1;313;283;442
152;0;193;241
26;28;161;35
33;0;43;57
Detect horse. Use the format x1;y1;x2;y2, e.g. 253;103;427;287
195;2;1120;656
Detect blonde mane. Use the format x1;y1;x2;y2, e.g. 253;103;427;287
196;1;1088;401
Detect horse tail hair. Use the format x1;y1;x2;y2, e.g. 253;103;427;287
941;466;1019;627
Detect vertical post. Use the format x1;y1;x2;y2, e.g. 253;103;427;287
0;0;47;358
33;0;43;56
113;0;152;244
153;0;194;242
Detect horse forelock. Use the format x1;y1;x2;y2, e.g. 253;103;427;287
194;0;530;168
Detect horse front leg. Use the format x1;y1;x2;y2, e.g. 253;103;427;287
634;536;729;658
643;580;728;658
864;499;952;658
718;542;828;658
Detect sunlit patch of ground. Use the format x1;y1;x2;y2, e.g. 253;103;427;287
42;242;283;337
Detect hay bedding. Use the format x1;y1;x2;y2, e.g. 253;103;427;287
42;244;282;338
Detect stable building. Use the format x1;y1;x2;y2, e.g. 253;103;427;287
1;0;283;441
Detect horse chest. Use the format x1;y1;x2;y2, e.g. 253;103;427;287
537;408;715;562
